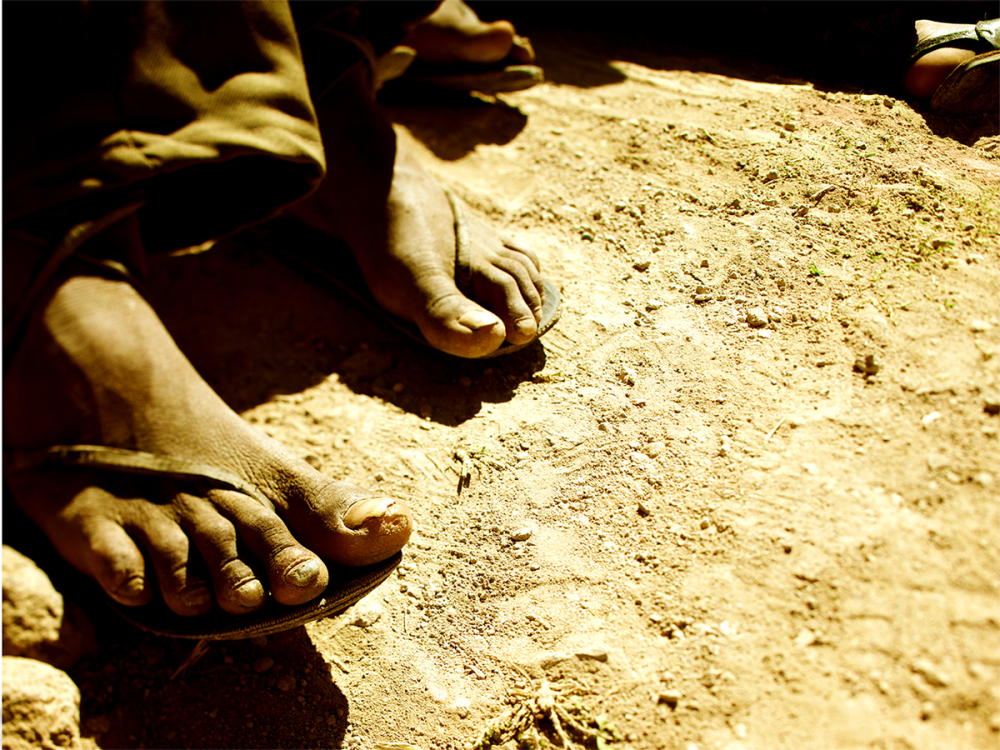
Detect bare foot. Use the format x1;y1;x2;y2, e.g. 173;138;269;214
4;254;412;618
290;66;545;359
904;20;978;98
402;0;535;65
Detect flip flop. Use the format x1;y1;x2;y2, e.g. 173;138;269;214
908;18;999;117
252;189;562;359
376;44;544;94
3;445;401;640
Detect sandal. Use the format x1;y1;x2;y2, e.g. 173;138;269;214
3;445;400;640
253;189;562;359
909;18;999;116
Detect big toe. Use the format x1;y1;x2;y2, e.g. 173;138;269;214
418;294;509;358
289;480;414;567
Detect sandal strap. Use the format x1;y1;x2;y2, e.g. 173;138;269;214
3;445;276;513
909;18;1000;68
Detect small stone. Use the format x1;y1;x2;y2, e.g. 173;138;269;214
643;441;666;458
637;502;652;517
250;635;268;648
349;597;384;628
511;528;533;542
2;546;98;671
458;376;472;387
2;657;81;750
276;674;297;692
619;366;638;386
911;659;950;687
575;646;609;662
974;471;994;487
658;690;682;708
633;259;651;272
454;697;471;719
700;259;709;268
990;713;1000;732
970;320;992;333
699;519;711;530
694;294;712;303
326;715;338;726
921;701;934;720
646;299;663;311
794;628;818;648
853;354;880;376
882;97;894;108
984;396;1000;415
252;657;274;674
746;308;768;328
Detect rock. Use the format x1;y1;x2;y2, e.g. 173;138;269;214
746;308;768;328
970;320;992;333
619;366;638;386
252;657;274;674
911;659;950;687
249;635;268;648
2;547;97;670
794;628;818;648
643;441;666;458
694;294;712;303
637;501;652;517
349;597;384;628
2;656;81;750
853;354;880;376
454;697;471;719
575;646;609;662
646;299;663;311
511;528;533;542
276;674;297;692
658;690;682;708
985;396;1000;415
633;259;651;272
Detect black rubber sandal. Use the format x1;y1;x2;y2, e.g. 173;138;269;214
909;18;999;116
3;445;400;640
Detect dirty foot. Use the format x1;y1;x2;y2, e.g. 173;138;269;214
402;0;534;65
904;20;979;98
3;262;412;618
290;66;545;358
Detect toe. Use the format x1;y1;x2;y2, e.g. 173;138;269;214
80;517;153;607
207;489;330;606
137;516;213;616
181;500;267;614
286;479;413;567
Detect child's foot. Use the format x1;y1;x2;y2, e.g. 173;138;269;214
402;0;534;66
4;265;412;618
290;66;546;358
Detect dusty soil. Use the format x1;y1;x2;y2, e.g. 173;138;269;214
47;23;1000;750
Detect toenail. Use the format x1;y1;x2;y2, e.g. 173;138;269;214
344;496;393;529
117;575;146;598
457;310;501;331
181;584;213;609
286;559;322;586
515;317;537;337
234;579;265;606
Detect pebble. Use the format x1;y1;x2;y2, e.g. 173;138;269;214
458;376;472;387
921;701;934;720
454;697;471;719
658;690;682;707
633;259;651;272
984;396;1000;415
911;659;950;687
252;657;274;674
619;366;638;385
794;628;818;648
511;528;533;542
970;320;992;333
974;471;994;486
694;294;712;303
2;657;81;750
2;546;97;670
276;674;297;692
349;598;384;628
646;299;663;311
250;635;268;648
746;307;768;328
575;646;609;662
637;501;652;516
643;441;666;458
990;713;1000;732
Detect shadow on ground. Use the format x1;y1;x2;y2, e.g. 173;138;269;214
146;234;547;428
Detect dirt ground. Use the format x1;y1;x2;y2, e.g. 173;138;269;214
57;22;1000;750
